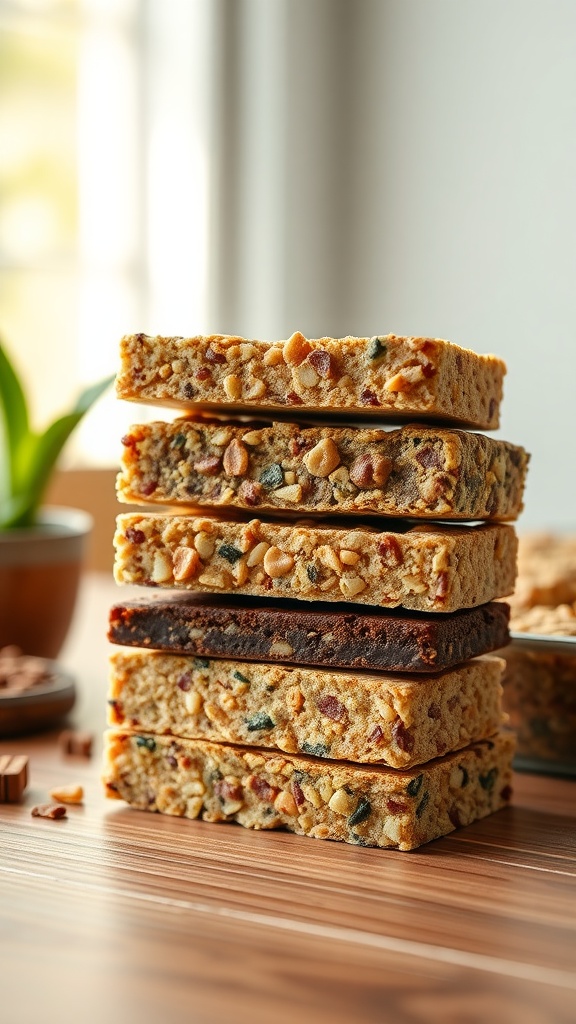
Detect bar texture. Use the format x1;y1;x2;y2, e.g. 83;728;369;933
116;332;506;429
113;513;518;613
103;729;515;851
108;652;505;768
117;419;528;521
108;596;511;672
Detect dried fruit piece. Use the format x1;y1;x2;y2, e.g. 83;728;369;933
348;797;371;827
135;736;156;751
205;346;226;363
360;388;380;406
246;713;275;732
416;792;430;818
378;536;404;566
194;456;222;476
260;463;284;489
392;717;414;753
301;741;330;757
308;349;335;378
218;543;243;564
248;775;279;803
406;774;423;797
214;777;243;803
367;337;387;360
125;526;146;545
316;694;348;723
238;480;262;506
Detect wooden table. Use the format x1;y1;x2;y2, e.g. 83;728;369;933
1;574;575;1024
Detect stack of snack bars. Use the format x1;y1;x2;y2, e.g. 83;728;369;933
104;331;528;851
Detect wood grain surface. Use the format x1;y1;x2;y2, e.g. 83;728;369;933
1;574;575;1024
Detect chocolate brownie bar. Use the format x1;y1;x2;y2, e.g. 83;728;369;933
103;729;515;851
116;331;506;429
117;419;528;521
109;596;511;673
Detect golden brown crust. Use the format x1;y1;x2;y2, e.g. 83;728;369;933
113;513;518;613
116;332;506;429
108;652;505;768
103;729;515;851
117;419;528;521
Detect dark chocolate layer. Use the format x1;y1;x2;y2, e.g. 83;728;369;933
108;596;510;673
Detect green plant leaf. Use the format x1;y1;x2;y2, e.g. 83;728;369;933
73;375;115;416
0;342;30;495
0;373;114;529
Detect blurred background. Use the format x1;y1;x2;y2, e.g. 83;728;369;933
2;0;575;533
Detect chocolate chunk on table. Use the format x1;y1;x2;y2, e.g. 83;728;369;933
109;596;510;673
0;754;29;802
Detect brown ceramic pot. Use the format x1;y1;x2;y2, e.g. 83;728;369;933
0;507;92;658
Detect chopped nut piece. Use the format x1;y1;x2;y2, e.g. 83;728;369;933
242;429;264;446
222;438;249;476
185;690;203;715
173;547;200;582
283;331;311;366
48;785;84;805
246;541;270;566
223;374;242;400
248;380;266;399
273;484;303;503
303;438;341;478
263;547;295;578
263;347;284;366
269;641;294;657
293;363;319;388
31;803;67;820
385;366;425;392
328;788;355;815
339;549;360;565
211;427;232;446
152;551;173;583
274;791;298;816
349;453;392;490
339;576;367;599
194;532;215;559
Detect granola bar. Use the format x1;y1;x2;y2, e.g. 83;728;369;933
103;729;515;851
108;652;504;768
118;419;528;521
108;595;511;673
501;645;576;769
113;513;517;613
510;534;576;615
116;332;506;429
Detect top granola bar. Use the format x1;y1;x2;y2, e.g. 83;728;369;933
116;332;506;429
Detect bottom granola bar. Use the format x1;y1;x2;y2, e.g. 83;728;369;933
103;729;515;851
